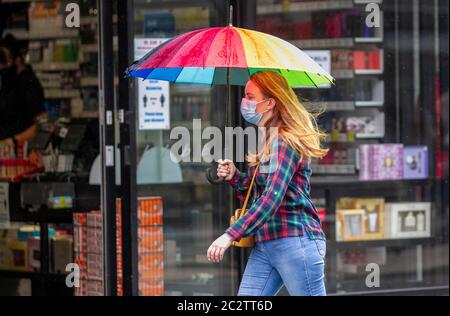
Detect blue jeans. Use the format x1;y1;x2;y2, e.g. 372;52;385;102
237;235;327;296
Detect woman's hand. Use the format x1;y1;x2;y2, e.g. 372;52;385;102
207;233;233;263
217;159;236;181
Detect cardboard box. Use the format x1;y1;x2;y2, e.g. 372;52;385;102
336;209;366;241
385;202;431;239
337;198;385;240
359;144;403;180
403;146;429;179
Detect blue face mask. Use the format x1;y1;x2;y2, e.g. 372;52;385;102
240;98;271;125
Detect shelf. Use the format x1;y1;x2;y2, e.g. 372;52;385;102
44;89;80;99
354;37;384;44
306;100;383;110
331;70;354;79
354;0;383;5
0;270;67;280
72;111;99;119
330;237;434;249
257;0;354;15
80;77;118;87
311;177;433;186
304;101;355;111
311;164;356;175
80;43;118;53
355;100;384;107
355;133;384;139
291;37;383;49
33;62;79;71
291;38;354;49
354;69;384;75
9;29;80;40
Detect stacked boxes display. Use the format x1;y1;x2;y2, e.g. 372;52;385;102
73;197;163;296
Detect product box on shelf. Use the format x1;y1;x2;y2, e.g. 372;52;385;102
353;50;382;70
385;202;431;239
359;144;404;180
27;237;40;272
0;228;19;270
139;277;164;296
51;236;73;273
73;196;164;296
28;1;64;32
0;241;10;270
337;198;385;240
403;146;429;179
336;209;366;241
7;241;28;271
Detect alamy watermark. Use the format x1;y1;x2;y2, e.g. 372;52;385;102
365;2;381;28
65;263;80;288
365;263;381;288
63;2;80;28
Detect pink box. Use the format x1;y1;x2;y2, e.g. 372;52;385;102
359;144;404;180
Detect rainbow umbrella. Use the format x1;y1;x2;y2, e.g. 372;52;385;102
125;9;335;183
126;26;335;88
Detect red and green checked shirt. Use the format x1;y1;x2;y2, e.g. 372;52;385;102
225;137;326;243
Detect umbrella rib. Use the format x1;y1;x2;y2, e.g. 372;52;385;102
305;72;319;88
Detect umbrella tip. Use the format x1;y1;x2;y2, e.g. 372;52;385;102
229;5;233;26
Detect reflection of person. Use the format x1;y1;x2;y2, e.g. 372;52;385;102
0;34;46;152
207;71;328;296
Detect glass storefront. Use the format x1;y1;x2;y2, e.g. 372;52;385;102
0;0;448;296
131;0;239;296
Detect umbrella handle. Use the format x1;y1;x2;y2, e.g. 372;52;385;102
205;161;225;184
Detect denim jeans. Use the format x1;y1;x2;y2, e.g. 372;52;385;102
237;235;327;296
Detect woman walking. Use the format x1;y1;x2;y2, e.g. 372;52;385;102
207;70;328;296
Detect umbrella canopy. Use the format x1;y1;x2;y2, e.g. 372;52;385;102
126;25;335;87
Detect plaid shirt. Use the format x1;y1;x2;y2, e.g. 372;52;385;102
225;137;326;243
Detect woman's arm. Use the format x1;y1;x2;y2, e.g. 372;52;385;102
225;139;301;241
227;167;252;202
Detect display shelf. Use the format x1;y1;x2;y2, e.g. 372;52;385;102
33;62;79;71
311;164;356;175
354;0;383;4
354;69;384;75
44;89;80;99
8;29;79;40
257;0;354;15
355;132;384;139
80;77;118;87
329;237;435;249
0;270;67;280
331;69;354;79
354;37;384;44
292;37;383;49
291;38;355;49
355;100;384;107
304;101;356;111
310;177;433;186
328;285;449;296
